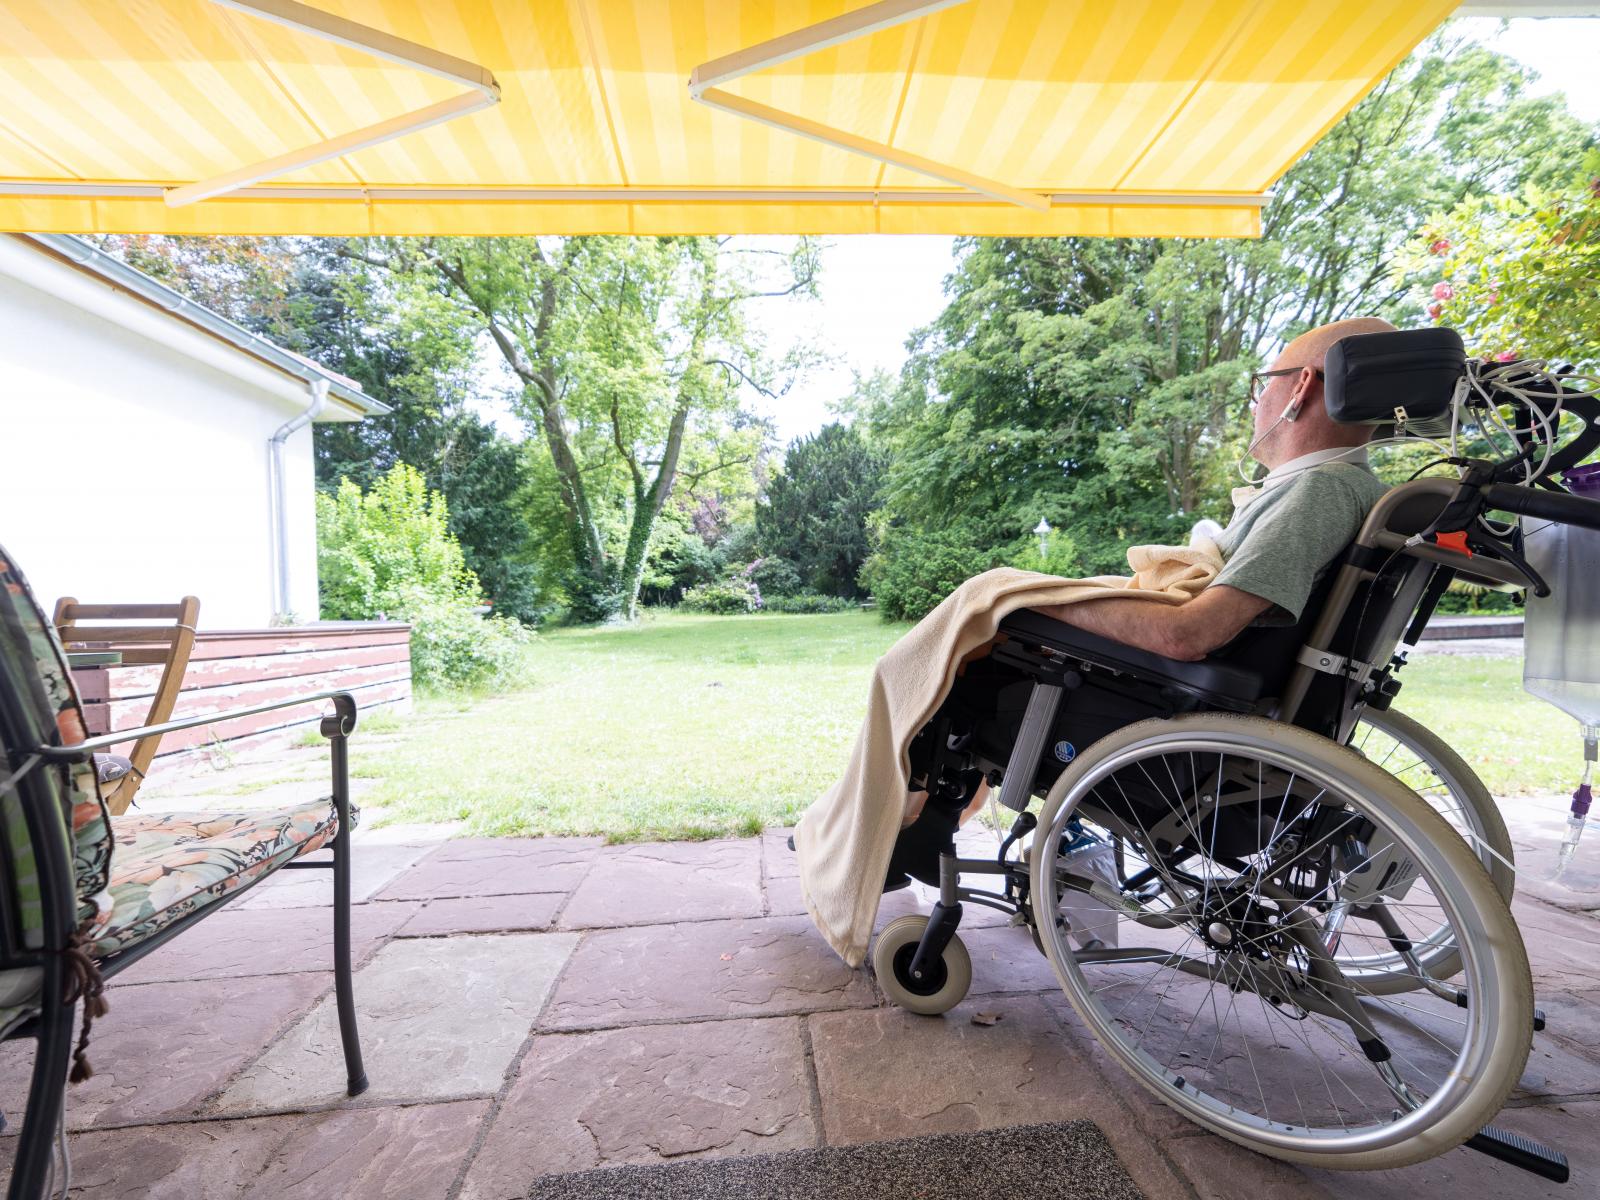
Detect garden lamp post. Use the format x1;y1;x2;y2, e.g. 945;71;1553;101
1034;518;1052;561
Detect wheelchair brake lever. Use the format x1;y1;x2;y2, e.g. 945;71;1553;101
1467;529;1550;598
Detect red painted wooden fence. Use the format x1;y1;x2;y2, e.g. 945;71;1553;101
73;622;412;761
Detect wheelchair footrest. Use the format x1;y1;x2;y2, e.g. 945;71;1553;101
1465;1125;1569;1183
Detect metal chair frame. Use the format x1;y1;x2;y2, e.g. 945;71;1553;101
0;690;367;1200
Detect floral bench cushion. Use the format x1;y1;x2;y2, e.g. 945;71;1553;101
91;799;356;958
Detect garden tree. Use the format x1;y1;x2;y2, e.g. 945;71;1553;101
347;235;817;622
316;464;532;689
289;252;544;621
757;422;886;596
1408;154;1600;369
863;30;1595;601
90;233;301;336
91;235;545;621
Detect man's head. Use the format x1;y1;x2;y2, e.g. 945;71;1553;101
1249;316;1398;469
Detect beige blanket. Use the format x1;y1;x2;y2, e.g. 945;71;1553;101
794;542;1224;966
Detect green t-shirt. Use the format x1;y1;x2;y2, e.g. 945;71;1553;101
1211;463;1389;623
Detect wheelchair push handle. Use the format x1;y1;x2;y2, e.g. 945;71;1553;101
1481;482;1600;532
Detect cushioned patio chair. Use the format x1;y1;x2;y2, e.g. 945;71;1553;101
0;545;366;1200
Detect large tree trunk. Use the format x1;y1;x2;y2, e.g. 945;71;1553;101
614;254;716;619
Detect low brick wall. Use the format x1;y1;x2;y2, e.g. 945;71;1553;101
73;622;412;760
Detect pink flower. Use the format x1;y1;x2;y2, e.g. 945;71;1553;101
1427;302;1443;320
1429;238;1452;255
1487;290;1499;306
1495;350;1518;362
1431;281;1454;302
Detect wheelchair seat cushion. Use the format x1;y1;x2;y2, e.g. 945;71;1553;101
91;799;355;957
998;608;1267;708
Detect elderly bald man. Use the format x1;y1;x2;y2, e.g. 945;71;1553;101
892;316;1398;850
1032;314;1397;661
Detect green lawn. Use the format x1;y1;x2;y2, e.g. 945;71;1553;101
361;611;1577;841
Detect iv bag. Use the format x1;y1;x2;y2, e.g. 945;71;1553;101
1522;465;1600;725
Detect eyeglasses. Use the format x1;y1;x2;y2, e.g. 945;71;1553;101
1247;365;1323;411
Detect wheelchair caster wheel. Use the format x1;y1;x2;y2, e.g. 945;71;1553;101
872;914;972;1015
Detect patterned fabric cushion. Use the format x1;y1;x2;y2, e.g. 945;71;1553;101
0;544;116;948
92;800;355;958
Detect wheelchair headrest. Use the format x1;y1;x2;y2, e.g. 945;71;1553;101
1324;328;1465;434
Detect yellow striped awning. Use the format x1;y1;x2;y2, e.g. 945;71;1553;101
0;0;1457;237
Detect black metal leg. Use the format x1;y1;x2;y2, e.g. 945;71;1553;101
323;707;368;1098
9;983;73;1200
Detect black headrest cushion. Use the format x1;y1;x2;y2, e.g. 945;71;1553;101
1323;327;1466;426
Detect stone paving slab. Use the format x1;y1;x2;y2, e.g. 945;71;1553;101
461;1018;815;1200
541;917;876;1030
559;839;761;929
560;838;764;928
4;831;1590;1200
0;1102;493;1200
807;994;1104;1146
216;933;578;1112
1301;1098;1600;1200
761;830;800;879
806;994;1197;1200
395;893;564;937
234;842;439;910
1512;898;1600;993
248;1099;492;1199
376;838;600;902
0;974;330;1129
1161;1132;1339;1200
114;901;419;985
0;1116;289;1199
962;923;1064;994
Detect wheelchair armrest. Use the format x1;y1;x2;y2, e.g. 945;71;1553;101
997;608;1266;710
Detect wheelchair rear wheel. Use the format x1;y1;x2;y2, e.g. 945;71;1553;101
1343;707;1515;994
1031;714;1532;1171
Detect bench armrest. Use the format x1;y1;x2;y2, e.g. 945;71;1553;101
36;690;358;761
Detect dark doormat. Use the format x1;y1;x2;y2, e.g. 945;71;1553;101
524;1120;1145;1200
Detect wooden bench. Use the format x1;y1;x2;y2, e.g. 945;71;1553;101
52;597;199;815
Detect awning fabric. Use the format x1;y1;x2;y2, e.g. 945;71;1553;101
0;1;1457;238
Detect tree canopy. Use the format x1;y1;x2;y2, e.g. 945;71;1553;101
855;30;1596;598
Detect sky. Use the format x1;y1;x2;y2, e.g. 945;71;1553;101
746;16;1600;445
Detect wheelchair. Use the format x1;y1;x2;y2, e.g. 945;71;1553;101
870;329;1600;1178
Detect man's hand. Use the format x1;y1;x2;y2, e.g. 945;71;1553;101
1032;585;1273;662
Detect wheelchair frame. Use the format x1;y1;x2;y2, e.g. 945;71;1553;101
892;477;1571;1178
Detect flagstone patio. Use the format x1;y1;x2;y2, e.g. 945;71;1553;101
2;818;1596;1200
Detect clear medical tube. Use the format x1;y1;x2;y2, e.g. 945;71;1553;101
1553;725;1597;881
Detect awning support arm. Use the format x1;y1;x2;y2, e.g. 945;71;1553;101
165;0;500;208
688;0;1051;212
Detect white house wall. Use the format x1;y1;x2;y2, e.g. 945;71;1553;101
0;247;322;628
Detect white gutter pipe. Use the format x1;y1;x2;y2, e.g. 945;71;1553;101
269;379;328;620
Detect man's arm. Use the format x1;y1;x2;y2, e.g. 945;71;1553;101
1031;585;1272;662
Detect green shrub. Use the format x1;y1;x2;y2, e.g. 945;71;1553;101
748;555;803;598
999;529;1083;578
761;592;856;614
1434;583;1524;615
400;590;535;690
680;578;762;615
317;464;533;689
863;525;1001;622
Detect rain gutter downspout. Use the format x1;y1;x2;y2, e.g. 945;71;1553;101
270;379;328;620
